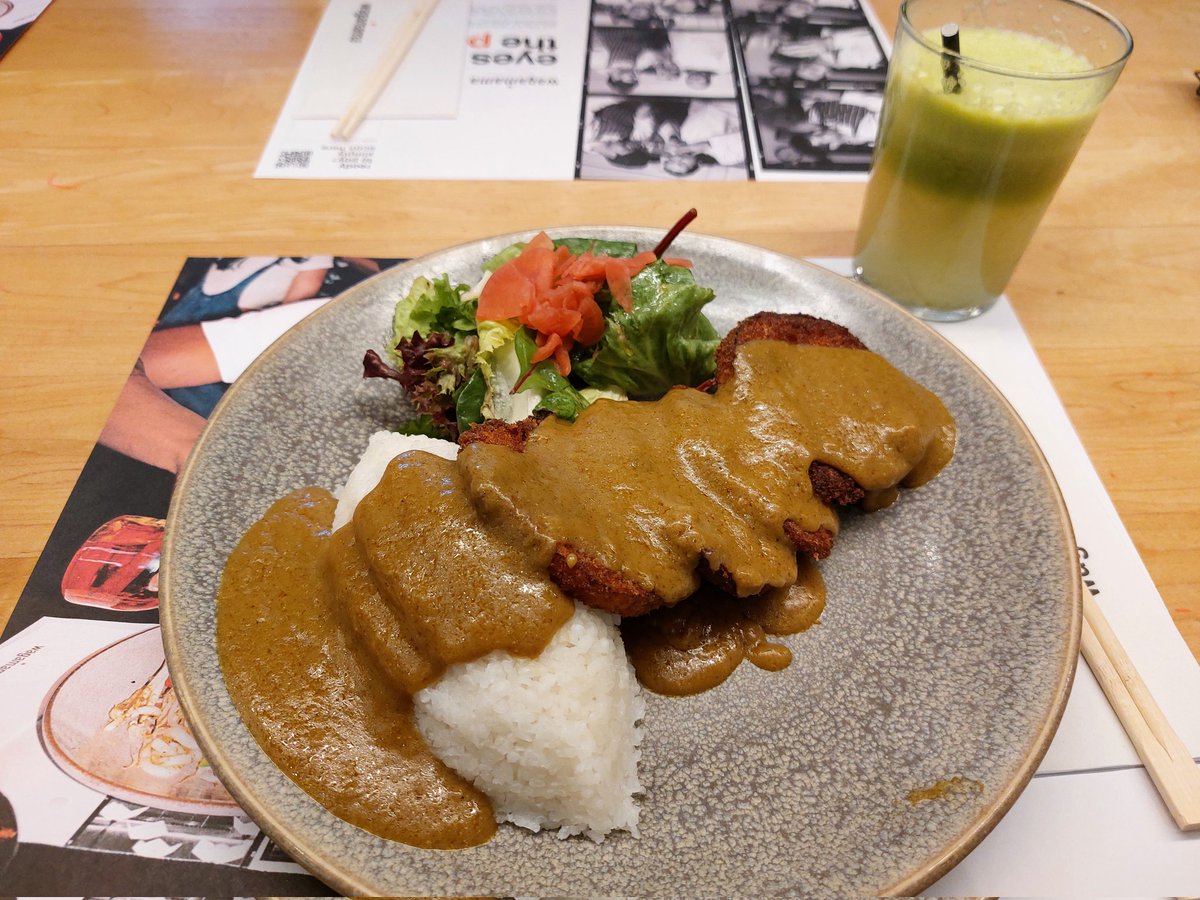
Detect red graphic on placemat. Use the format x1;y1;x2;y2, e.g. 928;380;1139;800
61;515;164;611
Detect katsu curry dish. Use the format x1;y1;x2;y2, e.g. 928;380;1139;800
214;230;957;850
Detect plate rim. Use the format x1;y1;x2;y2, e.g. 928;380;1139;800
162;227;1081;895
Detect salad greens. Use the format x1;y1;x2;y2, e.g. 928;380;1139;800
365;235;720;441
572;261;718;399
511;328;591;421
390;274;477;345
380;274;480;438
481;237;641;273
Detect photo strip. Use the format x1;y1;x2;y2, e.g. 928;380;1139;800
732;0;888;175
579;1;751;181
577;0;889;180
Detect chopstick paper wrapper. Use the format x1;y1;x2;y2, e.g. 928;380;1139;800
332;0;438;141
1080;588;1200;831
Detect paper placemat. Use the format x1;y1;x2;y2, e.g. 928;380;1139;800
811;259;1200;898
2;254;1197;895
0;0;53;61
256;0;891;182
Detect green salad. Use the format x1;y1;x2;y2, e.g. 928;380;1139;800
364;231;720;441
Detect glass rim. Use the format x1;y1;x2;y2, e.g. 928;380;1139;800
899;0;1134;81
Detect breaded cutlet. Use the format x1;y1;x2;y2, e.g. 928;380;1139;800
457;312;872;617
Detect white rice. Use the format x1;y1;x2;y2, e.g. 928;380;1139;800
414;604;644;841
335;430;646;841
332;431;458;531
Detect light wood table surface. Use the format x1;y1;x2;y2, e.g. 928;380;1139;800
1;0;1197;665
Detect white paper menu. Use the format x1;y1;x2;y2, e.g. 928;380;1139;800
257;0;592;181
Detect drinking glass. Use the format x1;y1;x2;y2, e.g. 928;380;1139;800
852;0;1132;321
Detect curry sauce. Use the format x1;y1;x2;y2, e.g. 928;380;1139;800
215;338;956;848
463;342;954;603
216;487;497;849
623;557;827;696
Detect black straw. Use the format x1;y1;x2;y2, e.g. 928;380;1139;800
941;23;962;94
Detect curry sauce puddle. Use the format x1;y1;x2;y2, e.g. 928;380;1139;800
623;556;827;695
216;486;496;848
217;454;574;849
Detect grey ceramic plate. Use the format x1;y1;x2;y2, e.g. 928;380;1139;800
162;227;1080;896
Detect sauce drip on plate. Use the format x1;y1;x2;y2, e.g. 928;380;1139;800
623;558;827;696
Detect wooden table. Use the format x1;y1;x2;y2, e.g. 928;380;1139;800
1;0;1197;664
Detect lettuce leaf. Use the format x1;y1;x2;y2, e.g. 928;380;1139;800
572;261;718;398
390;274;476;362
454;367;487;435
477;323;541;422
397;414;454;439
512;328;590;421
475;318;519;380
551;237;639;258
374;273;480;440
482;244;524;273
482;237;640;273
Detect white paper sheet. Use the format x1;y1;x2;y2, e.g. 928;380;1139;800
291;0;472;121
932;765;1200;895
809;259;1200;897
257;0;893;181
257;0;592;180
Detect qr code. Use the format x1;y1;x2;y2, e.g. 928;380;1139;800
275;150;312;169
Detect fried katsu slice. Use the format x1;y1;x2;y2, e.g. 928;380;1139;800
461;415;838;616
714;310;866;384
548;543;661;617
457;313;867;616
460;420;666;616
459;423;661;616
715;311;868;509
458;414;542;452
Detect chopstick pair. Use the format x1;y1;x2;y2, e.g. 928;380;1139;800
331;0;439;142
1080;587;1200;831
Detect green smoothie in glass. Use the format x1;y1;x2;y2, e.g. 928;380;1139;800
853;0;1132;321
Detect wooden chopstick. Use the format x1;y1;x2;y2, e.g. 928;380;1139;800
331;0;439;142
1079;588;1200;831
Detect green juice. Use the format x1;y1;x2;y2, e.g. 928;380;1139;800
853;27;1104;316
